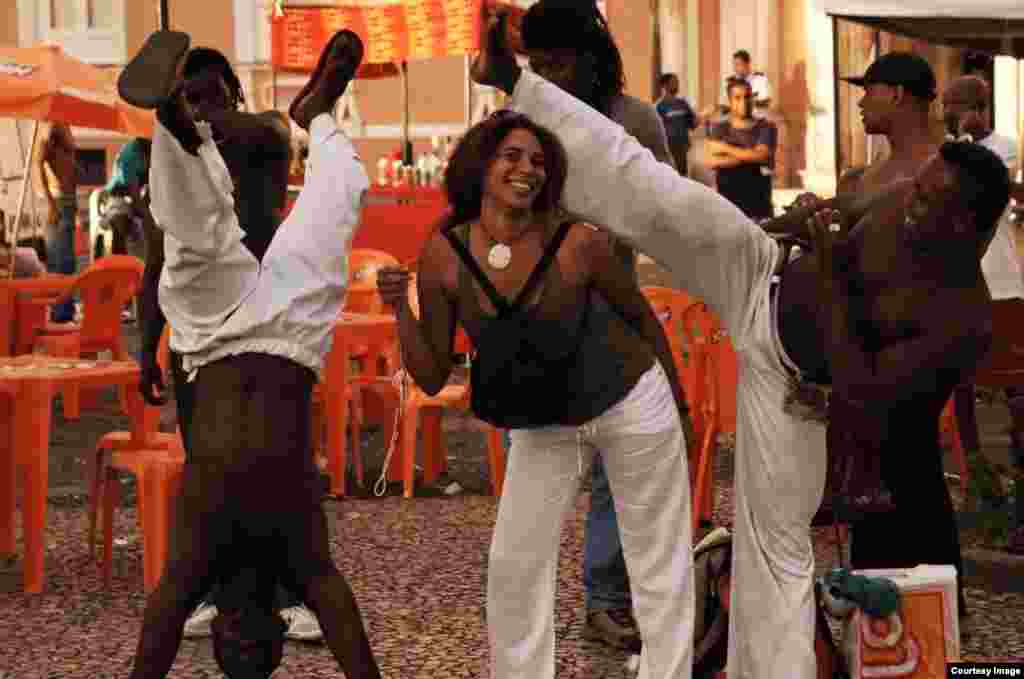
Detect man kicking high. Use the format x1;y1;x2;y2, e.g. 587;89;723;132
118;29;380;679
472;11;1008;679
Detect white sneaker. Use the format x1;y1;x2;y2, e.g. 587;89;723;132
182;600;217;639
281;605;323;642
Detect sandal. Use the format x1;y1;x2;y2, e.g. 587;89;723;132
118;30;191;110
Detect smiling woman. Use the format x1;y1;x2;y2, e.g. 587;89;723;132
374;109;699;679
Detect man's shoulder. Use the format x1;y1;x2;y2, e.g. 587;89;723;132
614;94;666;133
618;94;661;118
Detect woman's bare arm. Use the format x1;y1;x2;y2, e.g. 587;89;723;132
389;232;459;395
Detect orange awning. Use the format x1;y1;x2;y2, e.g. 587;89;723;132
271;0;527;73
0;44;154;137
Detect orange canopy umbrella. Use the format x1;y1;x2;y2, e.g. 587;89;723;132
0;44;153;137
0;44;154;276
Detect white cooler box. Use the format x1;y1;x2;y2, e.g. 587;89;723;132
843;564;959;679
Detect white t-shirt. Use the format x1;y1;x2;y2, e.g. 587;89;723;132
979;132;1023;300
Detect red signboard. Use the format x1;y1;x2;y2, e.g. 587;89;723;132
271;1;525;73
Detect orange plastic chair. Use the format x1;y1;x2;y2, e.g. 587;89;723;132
91;327;186;592
344;248;401;315
99;446;185;593
310;249;402;481
642;287;720;529
87;327;180;556
641;286;699;410
357;277;506;498
678;301;726;531
32;255;145;419
378;327;507;498
312;325;366;496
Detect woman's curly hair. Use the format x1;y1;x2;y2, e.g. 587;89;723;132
441;111;568;231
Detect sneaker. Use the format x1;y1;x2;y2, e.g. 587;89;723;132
281;605;324;642
583;608;642;653
288;30;364;130
182;600;218;639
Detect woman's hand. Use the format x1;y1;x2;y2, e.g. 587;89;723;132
376;266;413;310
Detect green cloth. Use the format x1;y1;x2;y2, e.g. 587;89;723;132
821;568;901;618
105;139;148;192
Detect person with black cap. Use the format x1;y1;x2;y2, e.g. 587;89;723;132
836;51;941;196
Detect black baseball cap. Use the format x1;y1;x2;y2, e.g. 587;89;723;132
841;51;937;101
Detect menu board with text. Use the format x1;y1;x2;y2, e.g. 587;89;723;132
271;1;526;73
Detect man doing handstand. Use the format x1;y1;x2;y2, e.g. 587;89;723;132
119;28;381;679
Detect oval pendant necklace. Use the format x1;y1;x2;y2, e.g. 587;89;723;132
488;242;512;270
479;223;516;270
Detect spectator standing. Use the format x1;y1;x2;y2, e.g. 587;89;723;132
722;50;771;116
36;121;78;322
704;79;778;221
656;73;699;176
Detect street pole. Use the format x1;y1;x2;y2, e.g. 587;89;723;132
159;0;170;30
8;122;40;278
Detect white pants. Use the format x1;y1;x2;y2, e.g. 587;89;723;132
490;362;693;679
511;70;826;679
981;208;1024;300
148;114;368;377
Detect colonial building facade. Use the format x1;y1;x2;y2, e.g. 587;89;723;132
2;0;1021;223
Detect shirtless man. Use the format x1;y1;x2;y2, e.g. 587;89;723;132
472;11;1009;679
835;51;941;197
37;121;78;322
133;47;324;645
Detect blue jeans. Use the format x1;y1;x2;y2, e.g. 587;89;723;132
45;196;77;322
583;454;632;611
501;431;632;612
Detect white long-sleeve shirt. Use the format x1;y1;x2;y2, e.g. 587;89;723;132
150;115;368;378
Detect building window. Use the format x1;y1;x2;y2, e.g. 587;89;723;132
51;0;117;31
19;0;127;64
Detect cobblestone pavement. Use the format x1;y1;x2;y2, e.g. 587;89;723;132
1;260;1022;676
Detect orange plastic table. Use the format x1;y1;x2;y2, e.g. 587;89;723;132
321;312;398;496
0;275;75;356
0;354;147;593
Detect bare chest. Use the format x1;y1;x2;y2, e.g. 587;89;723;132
857;158;926;195
847;219;931;341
